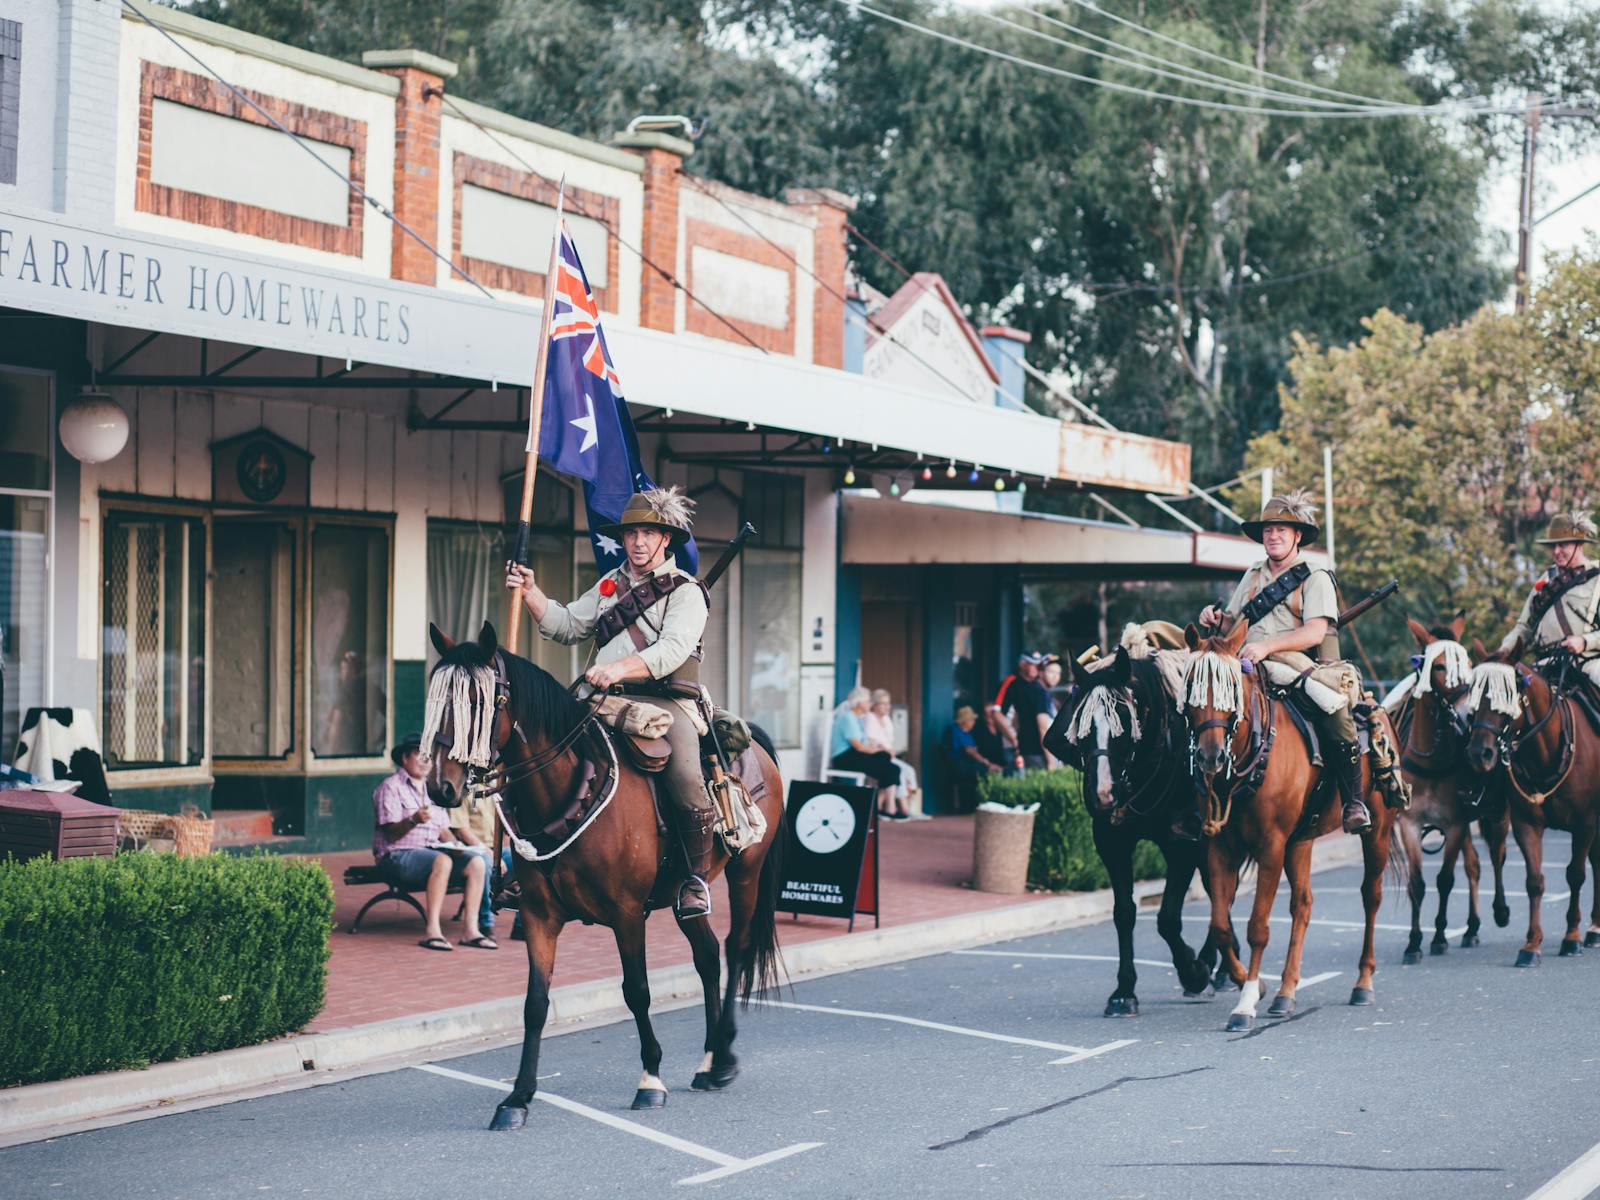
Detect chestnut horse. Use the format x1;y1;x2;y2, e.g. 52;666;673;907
1389;616;1512;962
424;623;785;1128
1463;640;1600;965
1182;620;1404;1032
1049;646;1224;1016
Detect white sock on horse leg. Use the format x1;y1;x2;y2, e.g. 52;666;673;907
638;1070;666;1093
698;1051;714;1073
1231;978;1261;1017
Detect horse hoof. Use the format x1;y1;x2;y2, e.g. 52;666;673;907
692;1061;740;1091
1585;931;1600;949
1182;985;1216;1002
1559;938;1582;958
1494;903;1511;929
1514;949;1541;968
1266;996;1296;1018
488;1104;527;1132
1401;949;1422;966
1225;1012;1255;1033
1430;941;1448;957
1348;987;1376;1007
1213;974;1239;993
1461;931;1481;949
1104;996;1140;1018
631;1088;668;1111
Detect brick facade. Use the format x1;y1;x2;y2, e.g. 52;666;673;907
785;187;855;369
370;57;447;284
619;140;691;333
450;152;621;310
683;217;796;355
135;61;366;256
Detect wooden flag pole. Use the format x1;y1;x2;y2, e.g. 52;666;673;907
506;176;567;650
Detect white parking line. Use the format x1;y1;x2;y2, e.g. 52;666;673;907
412;1063;821;1185
1524;1137;1600;1200
954;950;1340;990
745;997;1136;1065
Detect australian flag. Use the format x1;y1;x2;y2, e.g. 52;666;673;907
535;225;697;573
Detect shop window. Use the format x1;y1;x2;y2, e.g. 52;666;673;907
739;474;803;747
102;512;206;768
212;519;296;759
310;524;388;758
0;368;50;491
0;494;48;750
0;20;18;186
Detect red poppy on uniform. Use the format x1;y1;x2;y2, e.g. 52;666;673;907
599;578;617;597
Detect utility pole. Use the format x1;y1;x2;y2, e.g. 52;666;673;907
1516;92;1543;314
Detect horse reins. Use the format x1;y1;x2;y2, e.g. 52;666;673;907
1077;685;1175;820
1476;665;1577;808
1190;672;1272;836
466;658;607;800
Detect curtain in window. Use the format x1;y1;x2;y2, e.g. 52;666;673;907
310;525;388;758
426;523;500;666
741;546;801;748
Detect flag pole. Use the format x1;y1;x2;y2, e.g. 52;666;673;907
506;176;567;650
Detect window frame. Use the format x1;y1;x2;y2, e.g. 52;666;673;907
0;19;19;187
209;512;301;765
0;362;54;752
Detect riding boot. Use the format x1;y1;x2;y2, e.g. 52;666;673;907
1168;804;1202;843
1334;737;1370;834
675;805;717;920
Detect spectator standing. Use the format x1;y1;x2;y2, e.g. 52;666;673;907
830;687;901;813
372;733;496;952
865;688;924;820
972;706;1012;775
1007;653;1059;771
945;706;1002;810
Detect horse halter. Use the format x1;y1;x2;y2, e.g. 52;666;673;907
458;654;605;801
1075;685;1168;819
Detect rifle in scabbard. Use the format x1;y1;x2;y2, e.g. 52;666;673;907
704;521;756;592
1336;580;1400;629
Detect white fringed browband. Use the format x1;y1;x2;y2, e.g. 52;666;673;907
1184;651;1243;715
1068;686;1140;745
1414;640;1471;698
1466;662;1521;718
420;663;498;768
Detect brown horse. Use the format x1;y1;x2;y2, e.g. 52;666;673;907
1390;616;1512;963
1182;620;1404;1032
1464;640;1600;965
425;622;785;1128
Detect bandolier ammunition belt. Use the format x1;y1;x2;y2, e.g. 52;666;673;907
1529;566;1600;625
1239;561;1313;626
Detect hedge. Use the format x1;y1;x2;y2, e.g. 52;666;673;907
978;769;1166;892
0;852;334;1087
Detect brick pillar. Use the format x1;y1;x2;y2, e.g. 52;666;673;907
785;188;856;368
363;49;458;285
610;131;695;332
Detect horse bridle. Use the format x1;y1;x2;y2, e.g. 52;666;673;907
448;654;607;801
1471;659;1577;808
1187;669;1273;835
1074;684;1173;819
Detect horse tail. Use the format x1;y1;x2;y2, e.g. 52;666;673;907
740;722;786;1004
1385;812;1412;893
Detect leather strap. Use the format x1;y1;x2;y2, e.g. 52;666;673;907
1240;561;1313;626
1530;566;1600;629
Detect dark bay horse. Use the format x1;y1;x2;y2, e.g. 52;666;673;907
1390;616;1511;962
424;623;785;1128
1464;640;1600;965
1049;645;1221;1016
1182;620;1404;1032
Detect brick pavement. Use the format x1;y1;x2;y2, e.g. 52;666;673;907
307;814;1040;1032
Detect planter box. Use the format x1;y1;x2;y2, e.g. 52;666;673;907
0;791;120;862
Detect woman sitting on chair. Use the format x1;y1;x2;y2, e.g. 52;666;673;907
829;687;901;814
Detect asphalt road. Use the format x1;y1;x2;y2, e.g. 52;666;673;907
9;833;1600;1200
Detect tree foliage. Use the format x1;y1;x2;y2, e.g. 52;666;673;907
1235;249;1600;675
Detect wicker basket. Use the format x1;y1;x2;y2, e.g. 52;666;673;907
170;812;215;857
118;808;175;847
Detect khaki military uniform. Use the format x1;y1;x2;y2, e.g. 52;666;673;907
1499;563;1600;688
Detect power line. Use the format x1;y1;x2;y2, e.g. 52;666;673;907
1536;177;1600;226
838;0;1526;120
122;0;493;299
436;95;769;355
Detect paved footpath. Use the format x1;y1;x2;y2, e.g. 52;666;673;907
8;834;1599;1200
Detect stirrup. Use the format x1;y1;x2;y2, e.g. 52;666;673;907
1342;800;1372;835
675;874;712;920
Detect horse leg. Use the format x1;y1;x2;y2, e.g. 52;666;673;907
1227;841;1284;1033
1459;830;1483;948
706;848;768;1091
1399;817;1425;964
1094;821;1140;1017
1432;822;1468;955
1511;815;1545;967
1588;835;1600;948
1350;815;1387;1005
678;914;726;1089
1204;837;1247;992
1269;837;1315;1018
614;915;668;1109
490;912;562;1131
1484;811;1512;928
1157;838;1212;998
1558;819;1595;958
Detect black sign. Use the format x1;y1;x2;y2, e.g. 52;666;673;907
777;780;878;929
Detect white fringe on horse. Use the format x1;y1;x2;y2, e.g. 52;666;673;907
1185;652;1243;714
1466;662;1521;718
1414;640;1471;698
420;663;498;768
1068;686;1140;745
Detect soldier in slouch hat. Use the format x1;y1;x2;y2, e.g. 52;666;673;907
1499;511;1600;691
505;486;719;919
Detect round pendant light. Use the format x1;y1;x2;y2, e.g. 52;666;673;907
58;389;130;464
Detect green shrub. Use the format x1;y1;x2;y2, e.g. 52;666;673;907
979;769;1167;891
0;852;334;1087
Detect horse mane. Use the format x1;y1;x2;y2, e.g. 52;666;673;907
434;641;585;748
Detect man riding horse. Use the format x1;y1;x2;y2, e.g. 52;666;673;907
1498;511;1600;688
1199;489;1370;835
504;486;718;920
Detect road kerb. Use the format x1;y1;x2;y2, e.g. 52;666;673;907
0;833;1366;1145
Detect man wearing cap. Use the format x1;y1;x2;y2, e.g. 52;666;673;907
1499;511;1600;690
1006;652;1059;771
505;487;719;920
1199;489;1370;834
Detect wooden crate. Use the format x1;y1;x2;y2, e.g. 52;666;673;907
0;791;121;862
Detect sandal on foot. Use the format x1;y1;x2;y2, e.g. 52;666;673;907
419;936;453;952
459;935;499;950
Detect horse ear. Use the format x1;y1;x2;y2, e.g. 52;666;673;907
1062;656;1079;688
1184;623;1200;651
1110;645;1132;685
1449;610;1466;641
1470;637;1489;663
1223;619;1249;655
429;622;454;657
478;621;498;657
1406;617;1433;648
